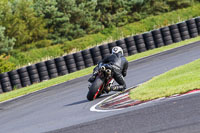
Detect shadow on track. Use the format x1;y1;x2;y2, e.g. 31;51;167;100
64;93;114;107
64;99;89;107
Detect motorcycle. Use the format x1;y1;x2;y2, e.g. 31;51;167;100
87;64;114;101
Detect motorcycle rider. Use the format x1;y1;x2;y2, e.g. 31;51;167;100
88;46;128;92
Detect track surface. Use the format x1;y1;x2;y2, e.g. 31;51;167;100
0;42;200;133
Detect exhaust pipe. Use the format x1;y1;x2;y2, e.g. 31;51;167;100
101;66;106;71
106;69;111;75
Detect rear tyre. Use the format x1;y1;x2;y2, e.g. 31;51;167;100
87;77;103;101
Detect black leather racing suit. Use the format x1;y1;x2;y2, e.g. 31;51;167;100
93;53;128;91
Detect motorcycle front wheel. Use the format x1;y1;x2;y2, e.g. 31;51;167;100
87;76;104;101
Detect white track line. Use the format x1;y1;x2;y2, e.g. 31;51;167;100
90;88;134;112
90;87;200;113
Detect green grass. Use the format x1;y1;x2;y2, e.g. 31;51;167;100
1;36;200;102
130;58;200;101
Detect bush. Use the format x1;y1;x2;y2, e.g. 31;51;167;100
0;26;15;54
0;54;16;73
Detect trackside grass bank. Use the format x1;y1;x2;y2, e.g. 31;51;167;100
130;58;200;101
0;36;200;102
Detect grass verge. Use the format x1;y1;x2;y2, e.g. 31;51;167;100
130;58;200;101
1;36;200;102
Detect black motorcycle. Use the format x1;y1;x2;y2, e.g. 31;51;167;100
87;64;114;101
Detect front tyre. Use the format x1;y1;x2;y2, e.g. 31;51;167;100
87;77;103;101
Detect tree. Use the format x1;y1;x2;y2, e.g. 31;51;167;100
56;0;102;38
0;0;48;49
33;0;70;43
0;26;15;54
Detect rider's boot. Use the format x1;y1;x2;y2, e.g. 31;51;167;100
110;85;125;91
88;70;98;83
104;86;111;93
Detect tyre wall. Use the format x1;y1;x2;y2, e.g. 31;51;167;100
1;17;200;93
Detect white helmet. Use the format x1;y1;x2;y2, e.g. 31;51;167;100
112;46;123;56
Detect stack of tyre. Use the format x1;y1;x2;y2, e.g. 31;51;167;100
81;49;94;68
18;67;31;87
73;52;85;70
186;19;198;38
125;36;138;55
90;46;102;65
142;32;155;50
45;59;58;79
152;29;165;48
134;35;147;52
0;73;12;92
36;62;49;81
169;24;182;43
55;57;68;76
196;17;200;33
27;65;40;84
160;27;173;45
8;70;22;89
99;44;110;59
64;54;77;73
178;22;190;40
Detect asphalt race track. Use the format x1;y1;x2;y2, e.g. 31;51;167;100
0;42;200;133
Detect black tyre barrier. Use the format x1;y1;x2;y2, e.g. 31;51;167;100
48;68;59;79
169;24;182;43
81;49;94;68
0;83;3;94
143;32;156;50
160;27;173;45
125;36;138;55
90;46;102;65
116;39;129;56
73;52;85;70
17;67;31;87
1;17;200;94
27;65;40;84
45;59;58;79
55;57;68;76
64;54;77;73
108;42;117;53
177;22;190;40
186;19;198;38
8;70;22;89
46;59;57;70
0;73;12;92
152;29;165;47
134;34;147;52
36;62;49;81
195;17;200;34
99;44;110;59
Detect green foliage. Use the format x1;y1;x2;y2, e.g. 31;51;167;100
33;0;69;43
166;0;192;10
0;0;198;53
0;0;48;49
0;54;16;73
0;26;16;54
61;3;200;53
1;0;200;72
